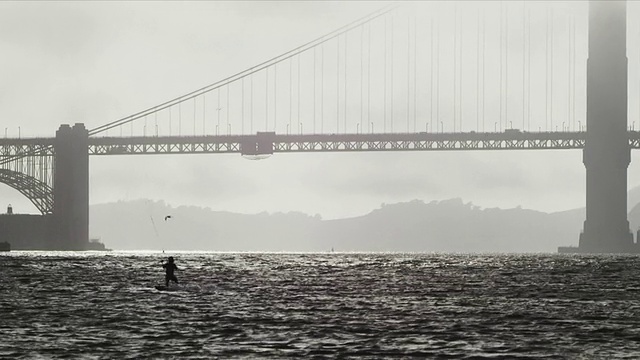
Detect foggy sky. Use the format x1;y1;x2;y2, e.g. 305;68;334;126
2;1;640;219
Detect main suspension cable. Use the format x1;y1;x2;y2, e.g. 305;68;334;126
88;4;398;136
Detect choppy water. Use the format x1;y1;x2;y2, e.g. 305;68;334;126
2;252;640;359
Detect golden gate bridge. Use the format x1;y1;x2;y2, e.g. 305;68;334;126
0;1;636;253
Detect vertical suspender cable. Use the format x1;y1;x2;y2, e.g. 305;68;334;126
505;3;509;130
460;7;463;131
242;78;244;135
266;67;269;131
522;2;526;130
499;2;503;131
572;13;576;131
322;44;324;133
437;14;440;131
431;15;434;130
527;8;531;131
227;85;230;134
454;4;458;132
568;14;571;132
368;22;371;133
545;8;549;131
344;32;347;133
413;15;417;132
274;64;277;132
476;9;480;132
391;13;394;133
290;58;293;133
361;25;364;133
314;47;317;134
298;54;301;130
337;35;340;133
482;7;486;132
193;97;196;136
549;8;553;131
203;93;206;135
251;74;254;133
384;16;387;132
407;14;411;132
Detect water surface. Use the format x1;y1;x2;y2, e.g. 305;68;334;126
2;252;640;358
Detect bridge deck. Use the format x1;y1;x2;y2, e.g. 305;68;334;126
86;131;589;156
4;130;640;156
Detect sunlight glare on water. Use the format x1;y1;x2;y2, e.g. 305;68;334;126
2;251;640;358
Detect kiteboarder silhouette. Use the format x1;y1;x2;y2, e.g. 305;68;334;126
162;256;178;287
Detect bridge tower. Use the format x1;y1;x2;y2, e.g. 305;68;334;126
579;0;638;253
53;123;89;250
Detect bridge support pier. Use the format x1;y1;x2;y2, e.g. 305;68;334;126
580;151;636;253
53;123;89;250
572;1;639;253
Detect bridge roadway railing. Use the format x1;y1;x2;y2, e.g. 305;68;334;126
0;138;55;158
86;131;588;156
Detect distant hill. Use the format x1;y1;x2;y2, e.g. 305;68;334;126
90;197;599;253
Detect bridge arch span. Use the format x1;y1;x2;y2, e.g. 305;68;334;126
0;169;54;215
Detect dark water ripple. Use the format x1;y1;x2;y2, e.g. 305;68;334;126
2;252;640;358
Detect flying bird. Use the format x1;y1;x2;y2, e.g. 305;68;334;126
164;215;172;221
